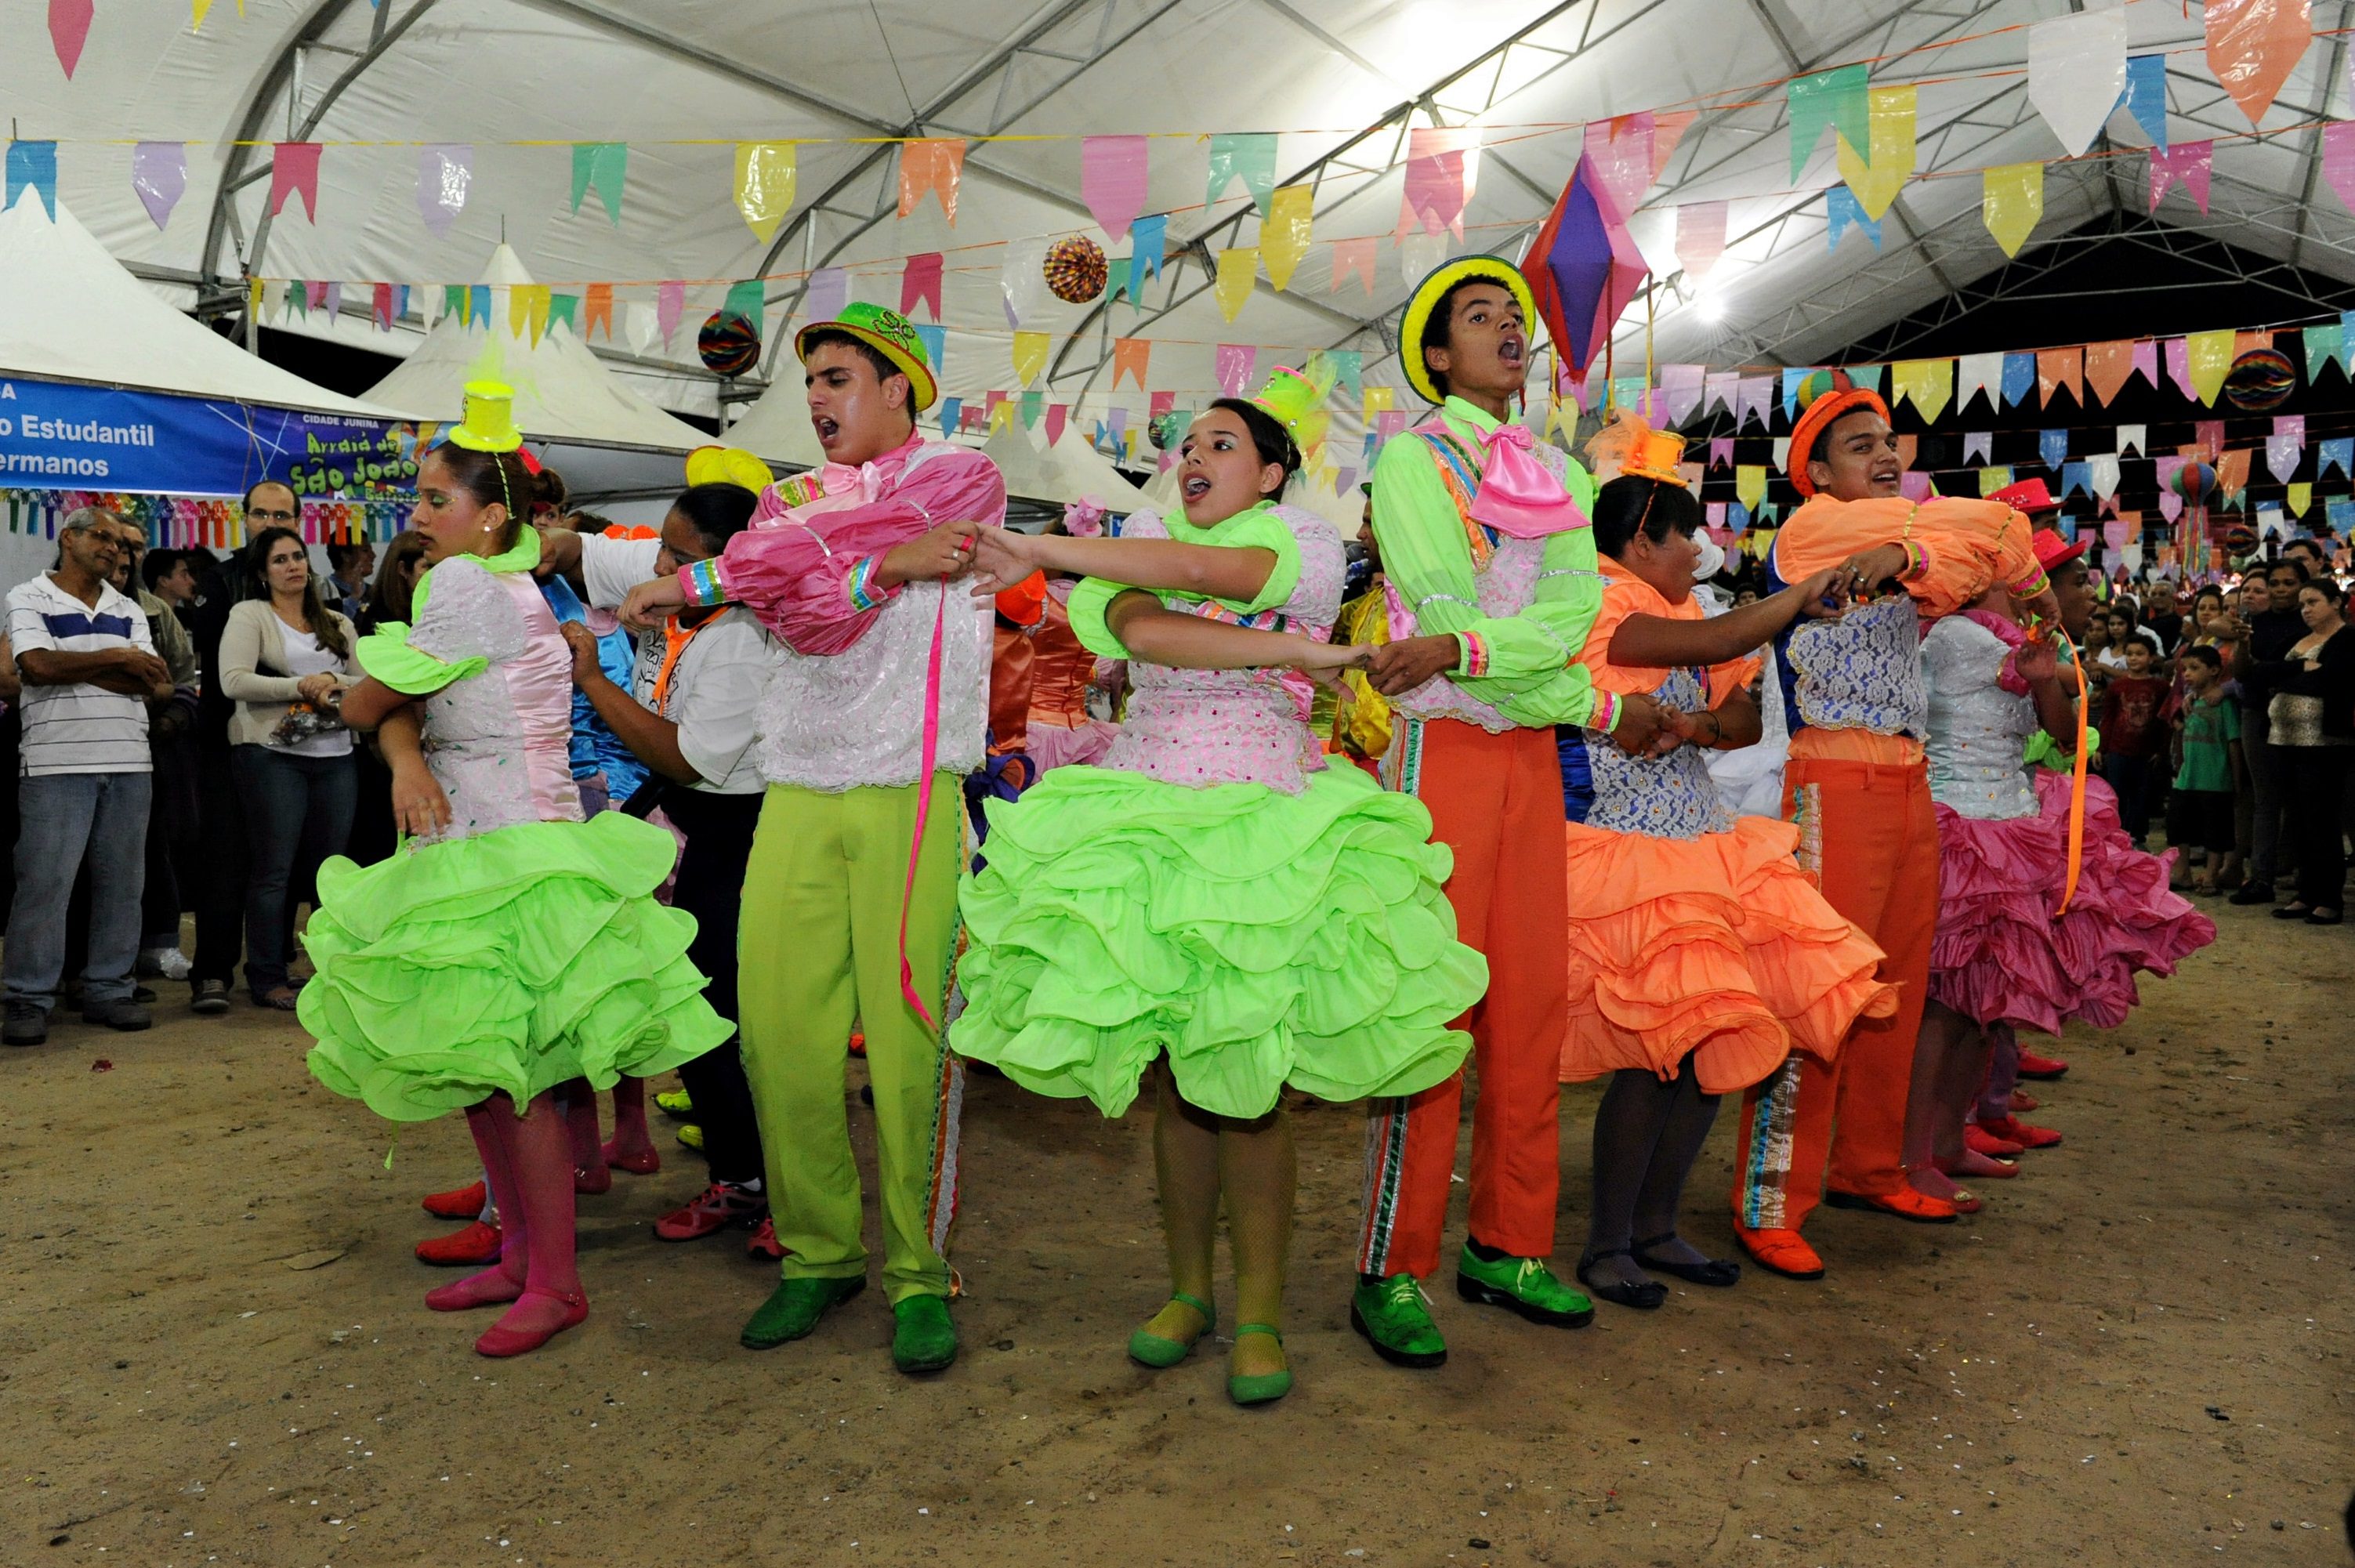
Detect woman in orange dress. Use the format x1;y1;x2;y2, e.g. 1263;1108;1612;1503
1562;417;1898;1310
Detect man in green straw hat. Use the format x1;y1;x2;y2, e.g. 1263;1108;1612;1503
1348;255;1667;1369
623;302;1005;1375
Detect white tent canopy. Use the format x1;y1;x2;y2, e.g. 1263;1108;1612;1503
0;190;408;417
8;0;2351;440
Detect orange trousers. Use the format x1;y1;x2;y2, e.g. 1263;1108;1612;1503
1732;755;1937;1232
1358;718;1567;1277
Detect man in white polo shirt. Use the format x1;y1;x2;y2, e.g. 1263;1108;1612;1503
4;507;173;1045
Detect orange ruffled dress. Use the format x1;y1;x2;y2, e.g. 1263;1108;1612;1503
1561;562;1899;1095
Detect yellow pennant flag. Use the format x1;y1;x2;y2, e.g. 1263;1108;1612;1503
2288;481;2313;516
1213;247;1258;323
1011;330;1049;386
2187;329;2235;405
509;284;551;345
1982;162;2043;258
734;143;796;243
247;275;263;317
1735;464;1767;511
1261;186;1313;292
1891;357;1954;422
1835;85;1916;220
193;0;212;27
990;398;1017;433
1362;384;1396;420
1978;466;2014;498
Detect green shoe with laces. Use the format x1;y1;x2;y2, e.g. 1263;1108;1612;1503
1350;1273;1447;1368
1128;1291;1215;1369
740;1274;864;1349
891;1294;958;1374
654;1088;694;1118
1454;1244;1594;1328
1226;1324;1292;1406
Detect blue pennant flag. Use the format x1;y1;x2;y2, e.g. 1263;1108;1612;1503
2123;55;2168;152
1825;186;1881;252
2000;353;2036;408
2040;429;2068;470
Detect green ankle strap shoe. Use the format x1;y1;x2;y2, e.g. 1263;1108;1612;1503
1226;1324;1292;1407
1127;1291;1215;1368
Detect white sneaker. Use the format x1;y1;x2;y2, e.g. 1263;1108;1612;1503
139;946;193;981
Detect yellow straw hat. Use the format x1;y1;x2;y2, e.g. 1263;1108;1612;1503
1398;255;1538;406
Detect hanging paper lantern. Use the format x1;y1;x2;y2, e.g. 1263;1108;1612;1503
2223;521;2260;556
1147;409;1190;451
2172;460;2217;502
1043;236;1109;305
698;310;762;376
2223;347;2295;412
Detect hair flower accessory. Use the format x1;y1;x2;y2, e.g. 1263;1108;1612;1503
1063;498;1108;537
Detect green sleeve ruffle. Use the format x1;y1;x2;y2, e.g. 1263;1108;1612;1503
1067;578;1149;660
1071;504;1306;658
354;623;487;696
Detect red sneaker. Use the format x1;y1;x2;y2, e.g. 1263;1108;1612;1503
415;1219;503;1266
1733;1225;1824;1280
2015;1050;2070;1081
1980;1114;2061;1150
2007;1089;2040;1114
654;1182;766;1242
1964;1123;2026;1158
421;1180;487;1220
746;1217;784;1261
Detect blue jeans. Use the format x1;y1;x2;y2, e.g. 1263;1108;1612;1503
5;771;151;1010
230;746;357;997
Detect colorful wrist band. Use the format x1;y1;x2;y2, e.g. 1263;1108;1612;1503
1457;632;1489;679
846;554;889;612
1592;690;1620;735
2009;567;2051;599
1900;540;1929;578
679;557;727;608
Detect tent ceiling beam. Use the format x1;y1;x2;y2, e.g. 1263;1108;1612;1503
1043;0;1684;398
2288;1;2354;270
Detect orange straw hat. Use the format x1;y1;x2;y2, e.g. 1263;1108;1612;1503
1786;370;1891;498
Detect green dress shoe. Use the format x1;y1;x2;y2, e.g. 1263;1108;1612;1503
740;1274;864;1349
891;1294;958;1374
1350;1273;1447;1368
1226;1324;1292;1407
1128;1291;1215;1369
1455;1245;1593;1328
654;1088;694;1118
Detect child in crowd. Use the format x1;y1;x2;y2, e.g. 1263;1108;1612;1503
2166;644;2241;895
2098;638;2170;847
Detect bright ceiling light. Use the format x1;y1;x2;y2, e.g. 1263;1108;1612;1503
1690;291;1726;322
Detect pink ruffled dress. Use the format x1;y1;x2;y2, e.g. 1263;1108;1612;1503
1921;611;2215;1032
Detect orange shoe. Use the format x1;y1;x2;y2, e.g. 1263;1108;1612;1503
421;1179;487;1219
1980;1114;2061;1150
1734;1225;1824;1280
415;1219;503;1266
1964;1123;2026;1159
1824;1186;1958;1223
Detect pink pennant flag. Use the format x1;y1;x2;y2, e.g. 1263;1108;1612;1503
2165;338;2195;400
1676;201;1727;281
1702;370;1737;415
2131;338;2160;389
1652;110;1697;179
1735;375;1773;429
1045;404;1068;447
1400;127;1480;238
2195;418;2226;458
132;142;187;230
2325;122;2355;213
2147;141;2213;212
804;267;848;323
657;281;685;350
305;280;328;312
371;282;394;331
1081;136;1149;241
900;252;943;320
1585;114;1657;221
1215;343;1254;397
1149;389;1176;422
49;0;92;78
1708;436;1734;468
2158;488;2184;523
1375;409;1410;441
2276;413;2306;446
270;143;324;223
417;144;472;239
1657;364;1704;425
1329;238;1378;295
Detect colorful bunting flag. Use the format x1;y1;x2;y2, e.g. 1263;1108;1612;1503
1000;237;1046;326
2204;0;2313;126
548;292;578;336
570;142;626;225
1999;353;2036;407
1329;237;1377;295
132;142;187;230
913;324;946;377
1585;115;1658;221
1400;127;1480;237
2123;54;2170;150
1982;162;2042;256
270;142;322;222
1212;247;1257;322
2324;122;2355;214
1012;330;1049;386
2149;142;2213;212
5;141;58;219
2288;481;2313;516
49;0;92;78
1788;64;1868;180
897;139;965;223
803;267;846;323
734;143;796;242
2306;320;2350;377
1676;201;1726;281
1890;358;1953;422
1735;465;1767;511
1020;389;1043;429
1081;135;1148;241
583;282;613;340
1215;343;1255;398
1110;337;1152;391
1835;85;1916;219
1825;186;1881;251
1125;212;1168;303
2083;340;2135;404
1330;350;1363;403
1978;467;2013;498
937;397;962;440
1964;432;1992;465
1205;132;1278;217
1261;185;1313;291
2267;430;2303;481
2187;329;2235;404
2029;9;2128;157
2118;424;2146;458
2321;436;2353;476
1958;353;2002;413
657;281;684;349
418;144;470;239
371;281;394;331
2040;428;2068;470
2036;346;2082;407
900;252;943;320
2089;454;2121;501
1045;404;1067;447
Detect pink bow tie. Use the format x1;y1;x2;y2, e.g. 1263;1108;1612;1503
1467;423;1588;538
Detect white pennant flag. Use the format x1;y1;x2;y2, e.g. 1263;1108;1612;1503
626;301;660;357
2029;9;2128;158
1957;352;2004;413
2089;454;2121;501
2116;423;2145;458
1964;431;1992;465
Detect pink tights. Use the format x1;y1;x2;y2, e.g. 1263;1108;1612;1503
424;1092;583;1338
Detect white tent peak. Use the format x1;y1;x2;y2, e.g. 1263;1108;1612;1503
0;192;411;418
361;244;711;452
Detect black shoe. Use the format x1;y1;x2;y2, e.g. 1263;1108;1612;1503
82;998;152;1031
2308;908;2344;926
132;984;157;1005
2272;904;2313;920
2;1001;47;1046
1630;1233;1743;1287
2227;882;2276;906
190;978;231;1016
1574;1249;1666;1310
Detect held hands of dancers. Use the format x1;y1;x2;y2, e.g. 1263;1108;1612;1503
1366;633;1462;697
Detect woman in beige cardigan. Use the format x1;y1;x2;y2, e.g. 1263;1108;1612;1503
219;527;361;1009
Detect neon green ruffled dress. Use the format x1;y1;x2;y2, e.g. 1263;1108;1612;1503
950;502;1486;1121
299;534;731;1122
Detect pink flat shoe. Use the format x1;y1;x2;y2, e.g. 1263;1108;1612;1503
474;1288;588;1358
600;1139;660;1175
426;1266;524;1312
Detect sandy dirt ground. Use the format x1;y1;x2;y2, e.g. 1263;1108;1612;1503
2;898;2348;1568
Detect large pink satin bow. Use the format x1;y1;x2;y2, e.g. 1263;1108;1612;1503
1467;422;1589;538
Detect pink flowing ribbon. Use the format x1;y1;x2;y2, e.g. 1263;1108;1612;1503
897;576;951;1031
1466;423;1589;538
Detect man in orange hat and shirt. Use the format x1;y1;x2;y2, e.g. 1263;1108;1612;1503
1729;378;2056;1280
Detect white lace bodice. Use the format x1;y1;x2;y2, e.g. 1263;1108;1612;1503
1920;615;2039;820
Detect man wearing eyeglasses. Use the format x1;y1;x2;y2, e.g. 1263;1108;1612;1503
182;480;301;1014
2;508;173;1045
